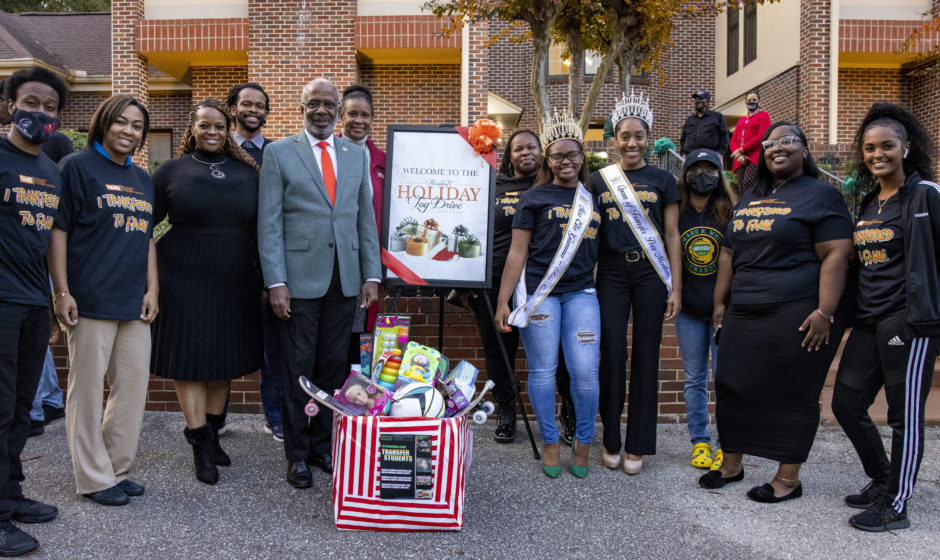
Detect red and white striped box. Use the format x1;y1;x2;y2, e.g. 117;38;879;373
331;414;471;531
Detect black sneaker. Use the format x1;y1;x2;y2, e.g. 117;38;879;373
116;479;145;497
10;497;58;523
845;479;887;509
849;495;911;532
42;405;65;424
494;403;516;444
83;485;129;506
0;520;39;557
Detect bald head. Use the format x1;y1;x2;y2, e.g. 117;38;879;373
301;78;340;140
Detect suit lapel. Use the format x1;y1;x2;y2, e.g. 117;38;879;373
334;137;352;206
291;132;332;206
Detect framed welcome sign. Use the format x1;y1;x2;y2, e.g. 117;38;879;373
381;125;495;289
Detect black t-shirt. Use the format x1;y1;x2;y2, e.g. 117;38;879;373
512;183;601;295
0;137;61;306
724;175;852;305
854;194;905;324
40;131;74;163
592;164;680;255
57;146;154;321
678;206;725;318
492;173;535;277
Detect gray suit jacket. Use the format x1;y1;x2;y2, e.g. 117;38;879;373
258;131;381;299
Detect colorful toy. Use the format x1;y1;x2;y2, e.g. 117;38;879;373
372;314;410;367
389;383;446;418
441;360;480;416
397;341;441;388
359;333;373;376
376;349;402;390
299;372;392;418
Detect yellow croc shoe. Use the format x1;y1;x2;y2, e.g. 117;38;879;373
710;448;723;471
690;442;713;469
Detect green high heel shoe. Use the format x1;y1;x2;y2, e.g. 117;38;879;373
570;440;589;479
542;465;562;478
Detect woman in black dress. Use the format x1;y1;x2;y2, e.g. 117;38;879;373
151;99;262;484
832;103;940;532
703;122;853;502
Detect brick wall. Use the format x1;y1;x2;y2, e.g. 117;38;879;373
837;68;904;146
247;0;358;140
756;65;800;126
798;0;831;153
191;66;249;104
907;60;940;179
148;92;192;153
59;92;110;132
111;0;149;165
358;63;461;150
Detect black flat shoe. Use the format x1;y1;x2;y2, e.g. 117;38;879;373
493;403;516;444
747;482;803;503
698;467;745;489
287;460;313;489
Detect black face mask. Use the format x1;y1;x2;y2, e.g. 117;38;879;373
746;102;759;111
690;175;720;196
11;108;59;144
695;101;706;112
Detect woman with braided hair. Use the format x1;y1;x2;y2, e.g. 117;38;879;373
150;98;263;484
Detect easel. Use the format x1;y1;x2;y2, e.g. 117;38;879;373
386;285;540;459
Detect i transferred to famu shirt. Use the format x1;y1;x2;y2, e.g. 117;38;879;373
512;183;601;295
854;193;905;325
57;146;154;321
678;207;725;318
723;174;852;305
591;164;680;255
492;173;535;277
0;136;61;306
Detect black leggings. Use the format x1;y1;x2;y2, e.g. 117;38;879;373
832;310;938;514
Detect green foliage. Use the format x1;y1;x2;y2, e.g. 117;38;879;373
1;0;110;12
152;217;171;241
652;137;677;155
60;129;86;151
584;151;608;173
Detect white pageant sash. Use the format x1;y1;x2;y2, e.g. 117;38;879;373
508;183;593;328
599;164;672;293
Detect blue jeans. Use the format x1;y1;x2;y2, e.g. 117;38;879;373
30;348;63;422
675;311;718;447
260;304;284;425
518;289;600;445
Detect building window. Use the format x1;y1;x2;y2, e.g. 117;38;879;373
727;8;739;76
148;130;173;170
744;3;757;65
547;44;604;77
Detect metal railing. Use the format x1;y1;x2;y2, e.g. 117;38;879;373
657;148;685;179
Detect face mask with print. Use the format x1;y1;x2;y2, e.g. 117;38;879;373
12;108;59;144
695;101;705;112
746;102;759;111
690;175;720;196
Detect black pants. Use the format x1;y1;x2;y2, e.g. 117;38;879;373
597;255;668;455
832;310;938;514
0;302;48;521
468;282;572;408
278;262;356;462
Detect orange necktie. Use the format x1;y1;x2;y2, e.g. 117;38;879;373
317;141;336;205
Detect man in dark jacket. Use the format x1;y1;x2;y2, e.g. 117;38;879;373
680;90;730;156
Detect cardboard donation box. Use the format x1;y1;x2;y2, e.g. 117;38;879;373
331;414;472;531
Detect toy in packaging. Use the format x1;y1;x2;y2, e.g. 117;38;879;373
359;333;373;376
441;360;479;416
372;314;410;367
334;372;393;416
396;342;441;389
375;349;403;391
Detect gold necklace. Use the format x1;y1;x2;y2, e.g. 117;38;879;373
876;191;897;214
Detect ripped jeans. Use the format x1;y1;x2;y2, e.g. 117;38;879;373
518;289;600;445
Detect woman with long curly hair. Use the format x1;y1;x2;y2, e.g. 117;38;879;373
150;99;263;484
832;103;940;532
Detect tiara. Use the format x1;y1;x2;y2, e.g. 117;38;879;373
540;109;583;148
611;89;653;130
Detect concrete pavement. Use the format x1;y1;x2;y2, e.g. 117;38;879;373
19;412;940;559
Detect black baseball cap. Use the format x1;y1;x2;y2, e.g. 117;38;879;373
683;148;723;172
692;90;710;101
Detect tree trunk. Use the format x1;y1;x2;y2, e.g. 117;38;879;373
566;30;584;119
578;43;622;134
530;31;552;134
616;51;632;94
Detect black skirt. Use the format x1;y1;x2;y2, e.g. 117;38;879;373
151;225;262;381
715;296;844;463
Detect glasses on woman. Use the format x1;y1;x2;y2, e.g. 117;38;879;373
686;167;720;179
547;151;583;163
761;135;801;151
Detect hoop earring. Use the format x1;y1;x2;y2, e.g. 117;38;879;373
188;135;196;149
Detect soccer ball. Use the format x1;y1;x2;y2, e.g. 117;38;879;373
389;383;446;418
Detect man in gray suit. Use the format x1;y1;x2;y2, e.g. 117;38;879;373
258;77;381;489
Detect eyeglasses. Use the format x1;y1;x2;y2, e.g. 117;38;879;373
761;135;801;151
303;100;337;111
547;151;583;163
686;167;720;179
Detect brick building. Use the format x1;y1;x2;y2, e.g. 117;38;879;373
1;0;936;421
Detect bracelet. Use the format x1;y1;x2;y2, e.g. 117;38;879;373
815;308;834;323
55;290;69;299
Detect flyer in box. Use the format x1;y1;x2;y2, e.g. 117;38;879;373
379;433;433;500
